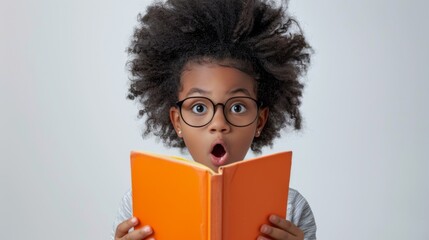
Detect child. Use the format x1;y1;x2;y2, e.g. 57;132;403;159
112;0;316;239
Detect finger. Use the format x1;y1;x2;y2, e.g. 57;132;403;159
256;235;271;240
269;215;303;237
123;225;153;240
115;217;138;238
260;223;289;240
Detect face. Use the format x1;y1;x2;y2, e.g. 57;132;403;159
170;62;268;172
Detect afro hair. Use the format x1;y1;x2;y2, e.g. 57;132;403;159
127;0;312;153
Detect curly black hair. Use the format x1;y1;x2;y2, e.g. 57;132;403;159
127;0;312;153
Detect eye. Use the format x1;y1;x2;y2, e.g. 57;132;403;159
230;103;247;114
191;104;208;114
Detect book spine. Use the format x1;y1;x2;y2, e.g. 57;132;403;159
209;175;222;240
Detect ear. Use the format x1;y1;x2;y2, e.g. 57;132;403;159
170;106;183;137
255;107;269;137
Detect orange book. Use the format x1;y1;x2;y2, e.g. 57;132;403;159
130;151;292;240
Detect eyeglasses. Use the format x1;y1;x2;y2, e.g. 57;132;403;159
176;96;263;127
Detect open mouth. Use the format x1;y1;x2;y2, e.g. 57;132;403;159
212;144;226;158
210;143;228;166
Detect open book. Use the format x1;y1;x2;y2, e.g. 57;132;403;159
130;151;292;240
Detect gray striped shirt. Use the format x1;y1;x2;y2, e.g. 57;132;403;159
111;188;316;239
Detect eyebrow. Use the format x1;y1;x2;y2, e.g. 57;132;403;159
229;88;252;96
186;88;209;96
186;87;252;97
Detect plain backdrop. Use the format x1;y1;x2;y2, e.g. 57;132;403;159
1;0;428;239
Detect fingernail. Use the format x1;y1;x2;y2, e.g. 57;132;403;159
260;224;270;234
142;225;153;234
131;217;138;224
269;215;278;223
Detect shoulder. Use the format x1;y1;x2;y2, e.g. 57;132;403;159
119;189;133;215
111;190;133;239
287;188;317;240
287;188;309;212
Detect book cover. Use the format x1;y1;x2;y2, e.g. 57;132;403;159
131;151;292;240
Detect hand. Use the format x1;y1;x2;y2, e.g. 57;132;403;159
257;214;304;240
115;217;155;240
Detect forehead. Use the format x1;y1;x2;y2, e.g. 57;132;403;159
179;62;257;98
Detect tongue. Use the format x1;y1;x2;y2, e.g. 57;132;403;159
212;144;226;158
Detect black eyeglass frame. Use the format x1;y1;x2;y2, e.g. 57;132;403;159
175;96;263;128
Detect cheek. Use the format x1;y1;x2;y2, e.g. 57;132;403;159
232;127;257;153
242;133;256;149
181;128;207;152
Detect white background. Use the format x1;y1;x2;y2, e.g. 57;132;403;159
1;0;428;239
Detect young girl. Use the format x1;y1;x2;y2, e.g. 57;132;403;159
113;0;316;239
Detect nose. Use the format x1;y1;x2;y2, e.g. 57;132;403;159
209;106;231;133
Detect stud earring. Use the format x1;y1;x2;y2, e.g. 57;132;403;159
178;130;182;135
256;130;261;137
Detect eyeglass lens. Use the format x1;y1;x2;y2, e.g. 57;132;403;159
179;97;258;127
